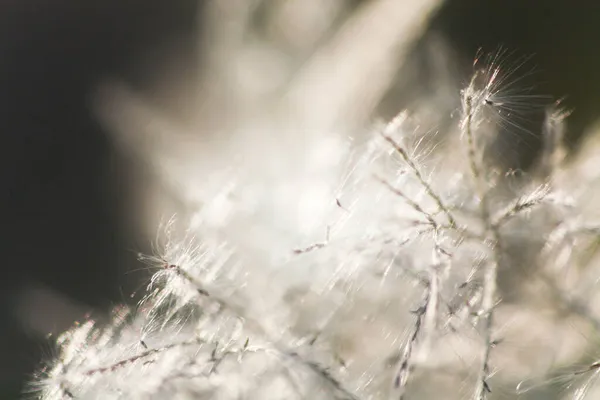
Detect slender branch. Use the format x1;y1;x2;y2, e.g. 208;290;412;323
375;175;438;228
391;242;445;400
463;93;501;400
391;283;432;399
491;184;551;228
379;131;457;228
160;261;362;399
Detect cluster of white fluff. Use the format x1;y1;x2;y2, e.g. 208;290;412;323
32;97;600;399
28;2;600;400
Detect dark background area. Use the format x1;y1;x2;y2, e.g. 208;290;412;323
379;1;600;171
431;0;600;164
1;1;600;398
0;1;199;397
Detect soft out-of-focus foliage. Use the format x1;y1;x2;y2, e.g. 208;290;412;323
29;1;600;399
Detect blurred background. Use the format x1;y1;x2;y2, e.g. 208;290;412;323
1;0;600;398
